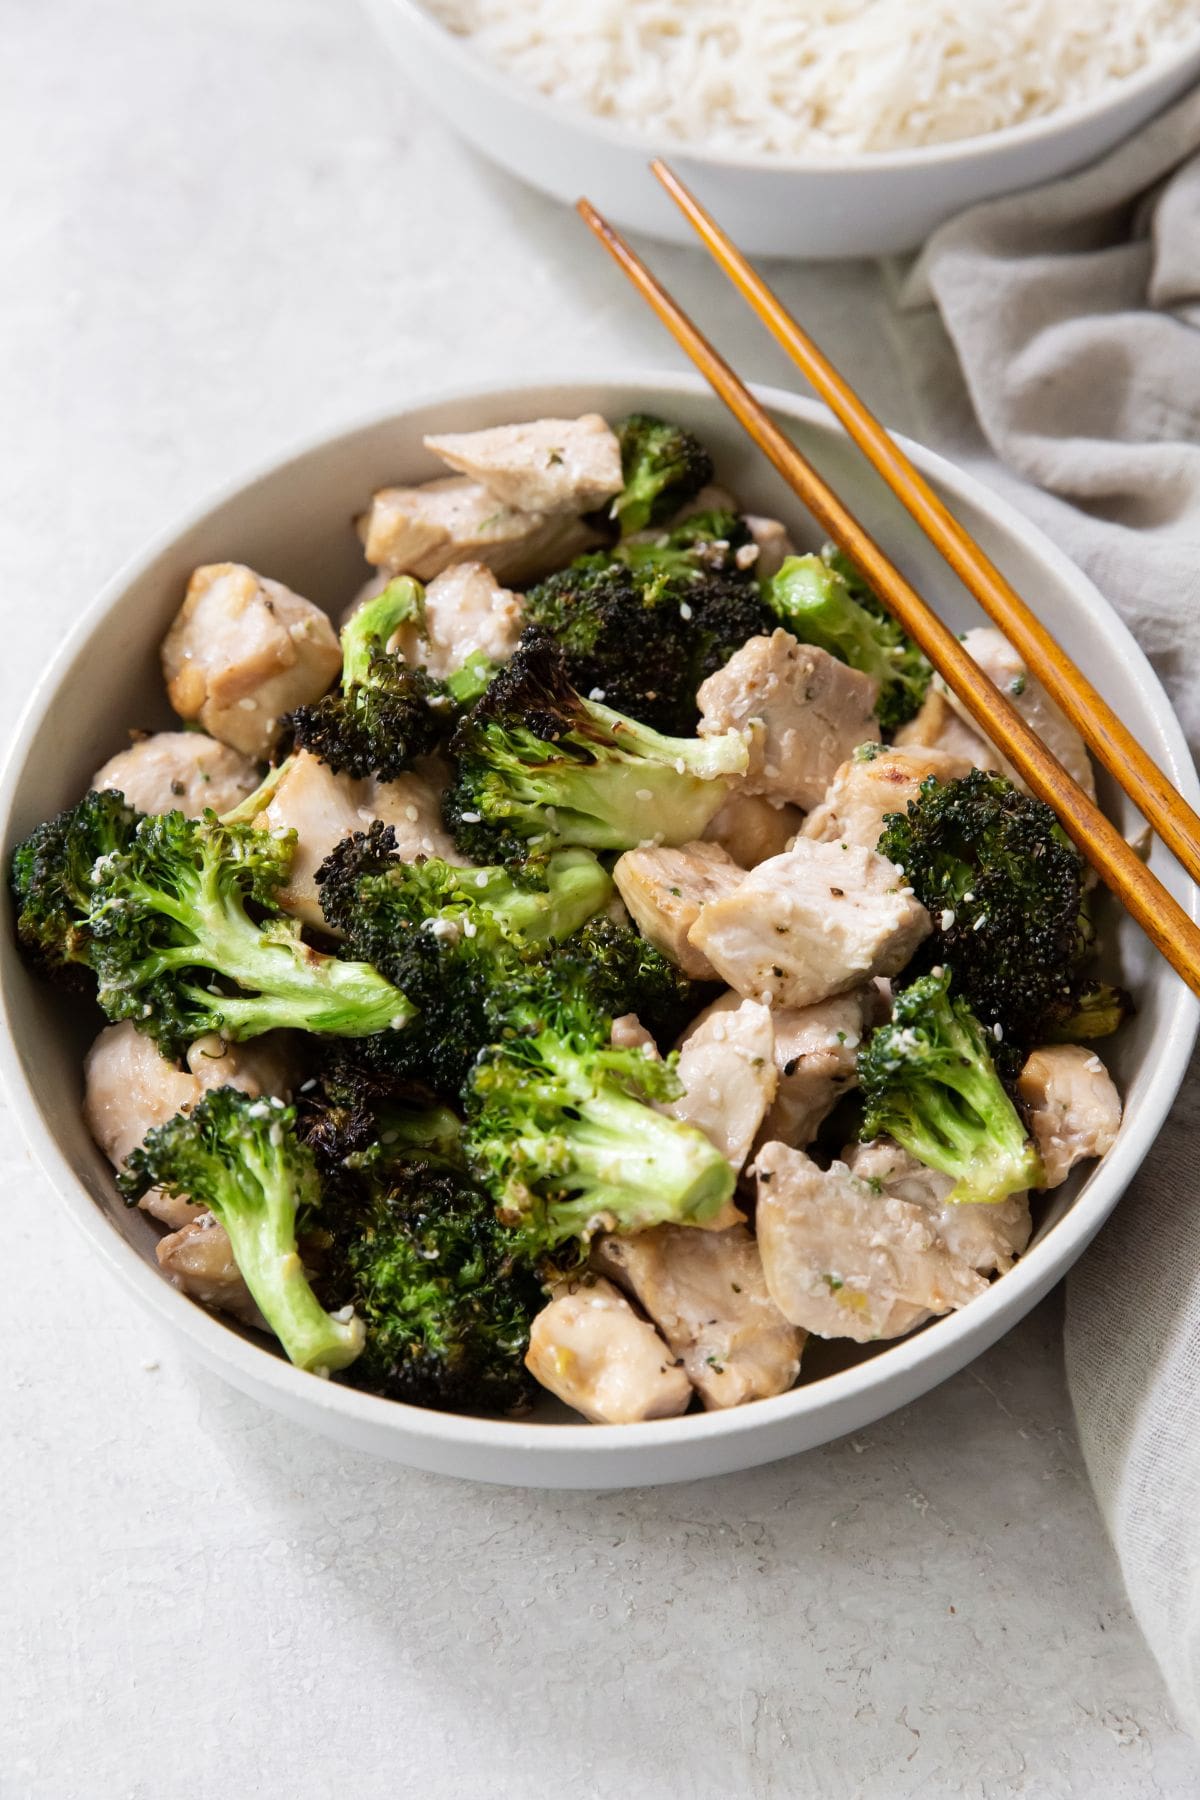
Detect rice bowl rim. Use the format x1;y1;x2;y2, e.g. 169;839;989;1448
397;0;1200;174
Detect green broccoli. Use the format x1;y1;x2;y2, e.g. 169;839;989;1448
442;634;748;864
877;769;1091;1054
1042;980;1133;1044
767;552;930;731
464;966;735;1250
318;1157;540;1413
11;797;413;1056
610;412;714;535
557;912;702;1049
296;1053;463;1175
316;822;612;1092
10;786;139;983
858;969;1044;1205
288;576;443;780
613;507;756;580
119;1086;365;1374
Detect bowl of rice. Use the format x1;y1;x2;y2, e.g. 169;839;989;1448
362;0;1200;256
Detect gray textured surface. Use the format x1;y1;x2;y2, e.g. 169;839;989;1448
3;2;1197;1794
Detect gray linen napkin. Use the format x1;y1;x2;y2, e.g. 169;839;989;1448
894;85;1200;1729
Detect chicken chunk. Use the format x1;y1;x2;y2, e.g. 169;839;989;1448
754;1142;986;1343
360;475;597;584
758;988;874;1148
161;564;341;760
845;1138;1032;1275
742;514;796;583
667;997;776;1176
1017;1045;1122;1188
392;561;524;680
703;790;802;869
941;628;1096;799
259;749;458;929
688;839;930;1009
156;1213;264;1329
592;1225;803;1410
613;841;745;980
83;1022;296;1229
424;414;623;516
525;1279;692;1423
610;1013;659;1055
893;686;999;768
697;630;880;811
801;745;977;852
92;731;260;819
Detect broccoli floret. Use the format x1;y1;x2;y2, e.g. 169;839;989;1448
858;969;1044;1205
614;508;756;580
877;770;1090;1053
767;553;930;732
442;634;748;863
1042;979;1133;1043
316;821;613;1091
610;413;714;536
465;970;735;1249
10;786;140;984
119;1086;365;1374
288;576;442;780
523;546;772;734
296;1053;463;1174
18;800;413;1056
554;913;701;1049
319;1157;540;1413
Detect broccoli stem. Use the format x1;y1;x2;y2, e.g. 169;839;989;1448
344;577;425;689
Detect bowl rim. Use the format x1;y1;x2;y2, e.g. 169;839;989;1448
382;0;1200;177
2;368;1197;1461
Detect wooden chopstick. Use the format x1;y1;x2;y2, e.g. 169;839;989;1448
650;157;1200;890
576;196;1200;1002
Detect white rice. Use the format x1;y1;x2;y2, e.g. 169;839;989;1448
425;0;1199;156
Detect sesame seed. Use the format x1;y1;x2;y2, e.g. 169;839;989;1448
679;602;693;621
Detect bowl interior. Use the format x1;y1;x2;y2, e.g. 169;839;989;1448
3;374;1196;1442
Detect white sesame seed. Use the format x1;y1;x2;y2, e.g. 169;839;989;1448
588;687;607;702
459;811;481;825
475;871;490;888
939;908;956;931
679;602;693;621
237;698;258;712
635;788;653;803
404;804;419;822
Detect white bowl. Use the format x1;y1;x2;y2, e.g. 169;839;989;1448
2;373;1196;1488
361;0;1200;258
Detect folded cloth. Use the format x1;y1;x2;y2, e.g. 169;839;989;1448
896;85;1200;1730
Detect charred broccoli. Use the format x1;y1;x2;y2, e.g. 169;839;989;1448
120;1086;365;1373
12;797;413;1057
877;769;1092;1053
442;634;748;864
296;1053;463;1175
319;1157;539;1413
613;507;756;581
858;969;1044;1205
288;576;442;780
767;552;930;731
610;413;714;535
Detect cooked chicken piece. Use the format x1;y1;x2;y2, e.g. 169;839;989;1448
754;1142;986;1342
764;988;874;1147
703;790;802;868
941;628;1096;799
83;1022;295;1229
525;1279;692;1423
1017;1045;1122;1188
424;414;623;517
360;475;597;584
613;841;745;979
259;749;458;929
893;686;999;768
610;1013;659;1055
92;731;260;818
162;564;341;760
801;745;977;852
593;1225;803;1410
667;996;776;1175
156;1213;264;1329
667;483;738;524
845;1139;1032;1275
392;561;523;679
688;838;930;1009
697;630;880;811
743;515;796;582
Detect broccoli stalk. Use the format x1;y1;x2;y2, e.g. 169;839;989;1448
119;1087;365;1374
610;413;714;536
443;634;748;863
12;797;414;1056
288;576;442;779
858;970;1044;1205
767;553;930;731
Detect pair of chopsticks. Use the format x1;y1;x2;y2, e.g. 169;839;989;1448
577;166;1200;1002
